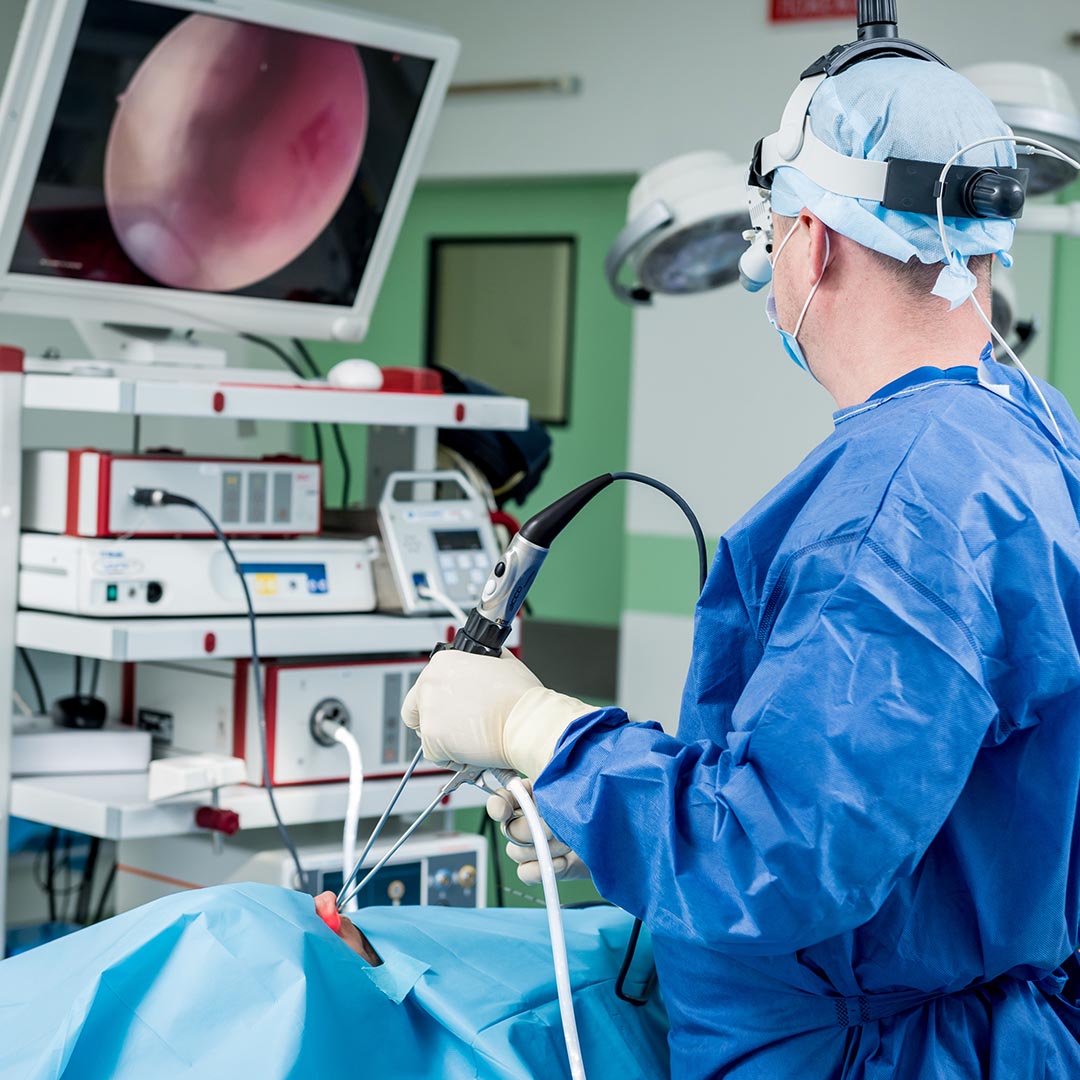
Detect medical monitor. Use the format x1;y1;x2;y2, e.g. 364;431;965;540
0;0;458;342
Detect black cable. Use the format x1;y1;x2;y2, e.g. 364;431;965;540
289;337;321;379
612;917;658;1006
240;332;326;479
131;487;309;892
240;332;306;379
612;472;709;592
18;647;46;714
61;833;73;923
89;658;101;699
45;829;58;922
293;338;352;508
490;816;505;908
93;860;118;924
75;837;101;925
478;811;505;908
74;655;82;697
606;471;708;1005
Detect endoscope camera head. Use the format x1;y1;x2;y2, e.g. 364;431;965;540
445;476;618;657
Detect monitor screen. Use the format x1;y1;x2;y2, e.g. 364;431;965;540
9;0;434;309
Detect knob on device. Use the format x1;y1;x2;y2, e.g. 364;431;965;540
858;0;899;37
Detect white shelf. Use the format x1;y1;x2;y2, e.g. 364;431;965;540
22;372;528;430
14;609;495;661
10;770;485;841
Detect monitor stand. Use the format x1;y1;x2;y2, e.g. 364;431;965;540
75;321;228;369
25;320;303;385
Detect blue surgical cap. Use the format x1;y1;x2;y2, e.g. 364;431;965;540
770;58;1017;303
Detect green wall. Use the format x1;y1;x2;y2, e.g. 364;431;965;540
300;178;634;629
1052;180;1080;407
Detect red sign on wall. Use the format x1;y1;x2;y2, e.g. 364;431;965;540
770;0;858;22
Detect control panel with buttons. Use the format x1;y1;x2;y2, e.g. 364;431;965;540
373;470;503;616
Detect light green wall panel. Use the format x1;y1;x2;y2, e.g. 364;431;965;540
300;178;634;629
624;533;719;618
1051;180;1080;407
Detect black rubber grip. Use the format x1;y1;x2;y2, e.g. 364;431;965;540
859;0;897;28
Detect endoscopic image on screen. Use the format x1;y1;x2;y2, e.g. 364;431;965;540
10;0;434;306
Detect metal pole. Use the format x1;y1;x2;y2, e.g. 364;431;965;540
0;347;24;949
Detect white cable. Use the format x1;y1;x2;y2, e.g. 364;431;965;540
11;690;33;718
934;135;1080;446
506;775;587;1080
417;584;468;625
332;725;364;914
336;746;425;908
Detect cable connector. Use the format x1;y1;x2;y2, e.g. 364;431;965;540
130;486;198;509
129;486;166;507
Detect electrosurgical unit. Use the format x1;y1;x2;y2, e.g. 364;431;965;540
22;449;322;538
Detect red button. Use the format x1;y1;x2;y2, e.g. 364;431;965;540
204;632;217;653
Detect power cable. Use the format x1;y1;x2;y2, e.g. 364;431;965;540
293;338;353;508
17;647;46;714
239;332;325;478
130;487;309;892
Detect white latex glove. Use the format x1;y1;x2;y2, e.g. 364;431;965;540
401;649;592;777
487;779;592;886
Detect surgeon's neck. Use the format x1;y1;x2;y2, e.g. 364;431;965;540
807;275;994;411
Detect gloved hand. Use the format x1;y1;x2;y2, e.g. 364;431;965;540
487;779;592;886
400;649;593;778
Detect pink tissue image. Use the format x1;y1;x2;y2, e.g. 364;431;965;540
104;15;368;292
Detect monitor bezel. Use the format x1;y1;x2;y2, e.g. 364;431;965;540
0;0;458;342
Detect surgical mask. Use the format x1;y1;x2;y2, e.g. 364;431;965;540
766;225;830;374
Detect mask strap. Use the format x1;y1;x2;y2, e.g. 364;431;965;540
792;230;831;338
770;221;799;267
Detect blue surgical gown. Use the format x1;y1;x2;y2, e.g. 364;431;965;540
535;348;1080;1078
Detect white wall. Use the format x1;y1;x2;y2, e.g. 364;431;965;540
345;1;1080;181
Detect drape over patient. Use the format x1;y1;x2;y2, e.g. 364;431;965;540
0;882;669;1080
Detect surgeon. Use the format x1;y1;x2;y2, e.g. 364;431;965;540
401;26;1080;1080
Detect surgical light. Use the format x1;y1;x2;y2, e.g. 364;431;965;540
605;152;750;305
990;263;1039;359
962;63;1080;196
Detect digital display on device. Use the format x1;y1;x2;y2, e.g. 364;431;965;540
11;0;434;307
433;530;484;552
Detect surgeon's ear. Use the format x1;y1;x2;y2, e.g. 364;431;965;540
800;210;830;285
